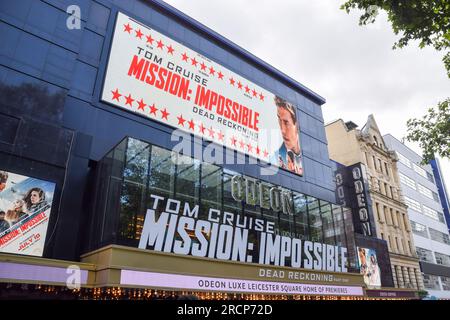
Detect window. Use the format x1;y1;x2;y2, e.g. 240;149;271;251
423;274;440;290
402;213;409;230
384;183;389;197
441;277;450;291
418;184;434;199
429;228;450;245
373;156;377;170
435;252;450;267
404;196;421;212
395;237;401;253
413;163;427;178
426;171;435;184
399;173;416;190
416;247;434;262
397;152;412;168
410;221;428;238
432;191;440;202
378;159;383;172
388;235;392;251
384;162;389;176
391;208;397;226
373;136;378;147
422;205;445;223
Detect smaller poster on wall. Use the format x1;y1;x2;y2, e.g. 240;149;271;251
357;247;381;288
0;170;55;257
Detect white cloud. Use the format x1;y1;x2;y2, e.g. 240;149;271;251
163;0;450;195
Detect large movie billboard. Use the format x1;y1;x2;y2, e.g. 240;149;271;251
101;12;303;176
0;170;55;257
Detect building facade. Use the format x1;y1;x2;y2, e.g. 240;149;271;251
383;134;450;299
325;116;423;291
0;0;384;300
430;159;450;234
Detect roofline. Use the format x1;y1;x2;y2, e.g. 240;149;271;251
150;0;326;105
382;133;427;164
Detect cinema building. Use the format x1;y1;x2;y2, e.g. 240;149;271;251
0;0;409;300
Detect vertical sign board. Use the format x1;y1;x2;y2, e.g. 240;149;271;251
335;163;375;237
101;12;304;176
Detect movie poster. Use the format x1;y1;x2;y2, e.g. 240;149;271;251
357;247;381;287
101;12;303;176
0;170;55;257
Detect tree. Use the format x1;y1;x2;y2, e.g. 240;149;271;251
341;1;450;162
406;99;450;163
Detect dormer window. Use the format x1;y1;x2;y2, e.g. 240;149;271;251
373;136;378;147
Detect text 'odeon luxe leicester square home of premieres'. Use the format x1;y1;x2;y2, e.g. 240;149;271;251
0;0;381;300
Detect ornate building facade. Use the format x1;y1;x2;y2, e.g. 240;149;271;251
325;115;424;290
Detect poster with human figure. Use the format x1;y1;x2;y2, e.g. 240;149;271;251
102;12;304;177
357;247;381;288
0;170;55;257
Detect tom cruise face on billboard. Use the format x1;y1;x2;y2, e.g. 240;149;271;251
274;96;303;176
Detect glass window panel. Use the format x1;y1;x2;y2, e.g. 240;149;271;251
332;204;346;247
404;196;421;212
124;138;150;186
435;252;450;267
416;247;434;262
441;277;450;291
175;154;200;204
293;192;309;240
399;172;416;190
410;220;428;238
397;152;411;168
320;201;336;245
307;196;322;243
148;145;176;195
423;274;440;290
429;228;450;245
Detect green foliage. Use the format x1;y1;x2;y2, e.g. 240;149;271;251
406;99;450;164
341;1;450;161
341;0;450;77
417;289;429;299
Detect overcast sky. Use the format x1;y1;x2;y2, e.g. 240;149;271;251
163;0;450;195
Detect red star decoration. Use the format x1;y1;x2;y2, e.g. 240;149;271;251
191;58;198;66
157;40;164;49
259;93;265;101
149;104;158;116
137;98;146;111
239;140;245;149
247;143;253;153
167;45;174;55
111;88;121;101
231;137;237;146
217;71;224;80
209;66;215;75
208;127;215;138
229;78;235;86
188;119;195;130
177;114;186;126
237;81;243;90
135;29;143;39
160;108;170;120
263;150;269;157
198;123;206;134
245;85;250;93
181;53;189;62
256;146;261;155
252;89;258;97
200;62;207;71
124;23;132;33
217;131;224;141
146;34;154;44
125;94;134;107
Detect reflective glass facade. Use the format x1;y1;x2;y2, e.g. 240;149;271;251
87;137;358;270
